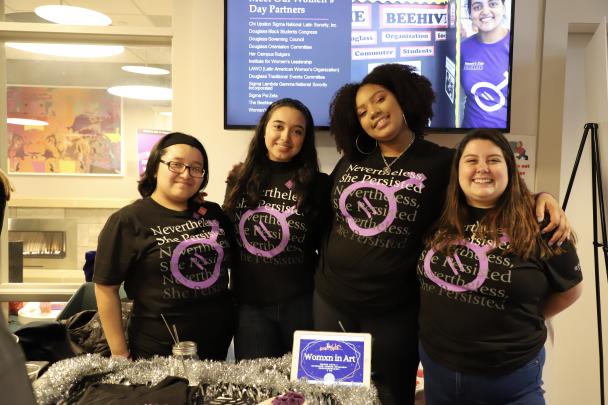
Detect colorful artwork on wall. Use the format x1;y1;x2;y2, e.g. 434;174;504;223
7;86;122;175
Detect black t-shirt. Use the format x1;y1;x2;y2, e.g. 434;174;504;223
315;138;454;314
417;209;583;374
93;197;234;317
225;160;331;304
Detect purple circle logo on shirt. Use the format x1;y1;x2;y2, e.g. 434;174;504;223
423;235;509;292
170;220;224;290
338;174;426;237
238;206;296;258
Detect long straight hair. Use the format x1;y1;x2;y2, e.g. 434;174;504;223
429;129;561;259
223;98;319;214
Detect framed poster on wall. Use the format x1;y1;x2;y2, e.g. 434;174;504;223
7;85;123;175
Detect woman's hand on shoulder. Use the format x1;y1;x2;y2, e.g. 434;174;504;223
535;192;570;246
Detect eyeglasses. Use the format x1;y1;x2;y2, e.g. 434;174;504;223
159;159;205;178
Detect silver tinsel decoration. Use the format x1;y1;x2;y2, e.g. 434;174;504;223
33;354;379;404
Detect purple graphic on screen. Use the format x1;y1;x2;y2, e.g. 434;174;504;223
170;220;224;289
338;173;426;237
423;235;509;292
472;71;509;113
239;206;296;258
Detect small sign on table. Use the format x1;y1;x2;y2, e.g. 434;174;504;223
290;330;372;387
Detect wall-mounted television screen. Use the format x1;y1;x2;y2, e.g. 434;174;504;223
225;0;514;132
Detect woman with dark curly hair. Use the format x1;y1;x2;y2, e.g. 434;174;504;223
314;64;570;405
224;99;330;360
94;132;236;360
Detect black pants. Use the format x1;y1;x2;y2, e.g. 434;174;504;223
128;299;235;361
313;291;419;405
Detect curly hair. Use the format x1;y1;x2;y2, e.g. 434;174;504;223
330;63;435;161
428;129;567;259
223;98;319;214
137;132;209;200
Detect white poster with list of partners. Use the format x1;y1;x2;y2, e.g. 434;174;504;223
505;134;536;192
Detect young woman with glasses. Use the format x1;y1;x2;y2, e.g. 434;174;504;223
94;132;236;360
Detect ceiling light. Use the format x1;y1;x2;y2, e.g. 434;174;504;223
35;5;112;26
7;118;49;126
107;85;172;101
122;66;170;75
6;43;124;58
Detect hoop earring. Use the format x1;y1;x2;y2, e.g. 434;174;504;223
355;133;377;155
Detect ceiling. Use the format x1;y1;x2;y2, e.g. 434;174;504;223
4;0;172;27
3;1;172;65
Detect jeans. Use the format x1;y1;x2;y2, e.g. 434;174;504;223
234;294;312;360
313;291;419;405
420;344;546;405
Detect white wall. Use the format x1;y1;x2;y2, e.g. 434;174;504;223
546;33;598;405
537;1;608;404
538;0;608;195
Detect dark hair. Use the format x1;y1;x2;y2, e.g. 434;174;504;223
224;98;319;213
138;132;209;199
467;0;505;15
330;63;435;161
429;129;564;259
0;169;13;201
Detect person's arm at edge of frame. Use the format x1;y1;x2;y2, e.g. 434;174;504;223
95;283;130;358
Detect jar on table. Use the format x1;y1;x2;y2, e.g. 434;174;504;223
172;341;199;361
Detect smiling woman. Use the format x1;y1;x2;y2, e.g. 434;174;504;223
458;138;508;209
151;144;205;211
460;0;511;128
264;105;306;163
223;98;331;361
93;132;237;361
418;129;582;405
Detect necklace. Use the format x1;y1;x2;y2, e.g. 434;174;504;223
380;134;415;175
